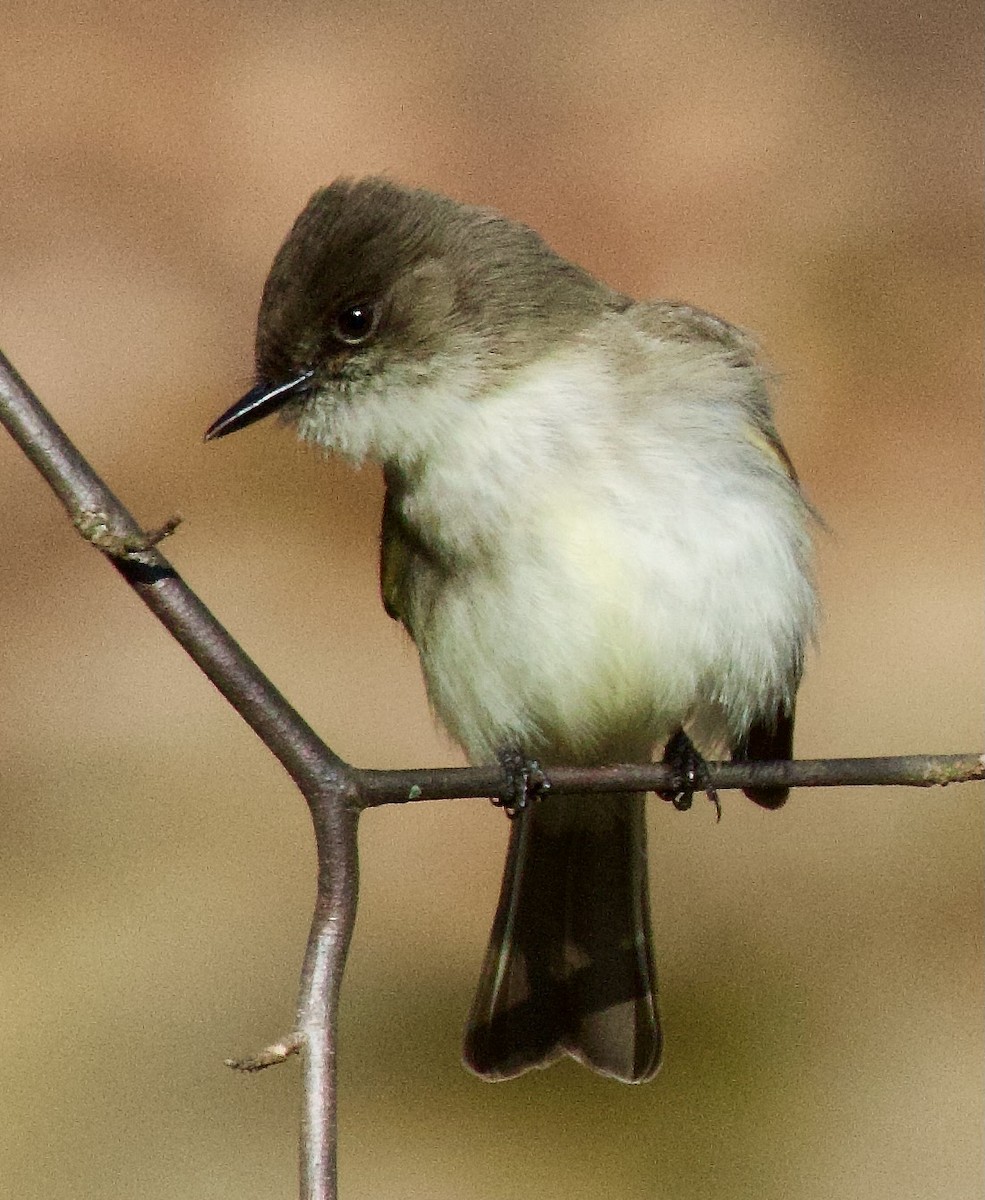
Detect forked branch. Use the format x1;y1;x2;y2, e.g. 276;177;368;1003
0;347;981;1200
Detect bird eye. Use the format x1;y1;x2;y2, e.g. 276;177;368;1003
332;302;379;346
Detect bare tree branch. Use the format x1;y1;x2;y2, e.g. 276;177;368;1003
0;348;357;1200
0;346;981;1199
354;753;984;806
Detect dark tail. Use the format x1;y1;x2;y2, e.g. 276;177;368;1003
463;793;661;1083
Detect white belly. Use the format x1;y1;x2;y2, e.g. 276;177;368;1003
415;476;801;765
388;344;817;766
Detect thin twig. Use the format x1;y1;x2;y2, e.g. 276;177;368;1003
1;346;981;1200
0;348;356;1200
355;753;985;807
226;1033;304;1072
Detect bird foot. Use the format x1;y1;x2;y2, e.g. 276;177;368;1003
493;749;550;819
659;729;721;820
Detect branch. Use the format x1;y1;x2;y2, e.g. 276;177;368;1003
1;346;981;1199
0;349;357;1200
355;753;985;807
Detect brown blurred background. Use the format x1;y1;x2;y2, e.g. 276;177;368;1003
1;2;981;1197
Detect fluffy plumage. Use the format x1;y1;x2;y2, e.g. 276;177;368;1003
207;178;818;1082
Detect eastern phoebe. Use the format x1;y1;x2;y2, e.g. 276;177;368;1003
206;178;817;1084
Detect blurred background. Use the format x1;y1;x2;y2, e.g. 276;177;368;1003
1;1;981;1197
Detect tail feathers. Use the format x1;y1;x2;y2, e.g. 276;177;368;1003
463;793;661;1084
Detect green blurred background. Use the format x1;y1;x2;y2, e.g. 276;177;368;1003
1;2;982;1197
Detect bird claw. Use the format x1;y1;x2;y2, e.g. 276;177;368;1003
659;729;721;820
493;749;550;819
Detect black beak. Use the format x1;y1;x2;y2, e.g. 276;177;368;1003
204;370;315;441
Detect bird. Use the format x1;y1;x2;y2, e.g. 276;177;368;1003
206;177;818;1084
